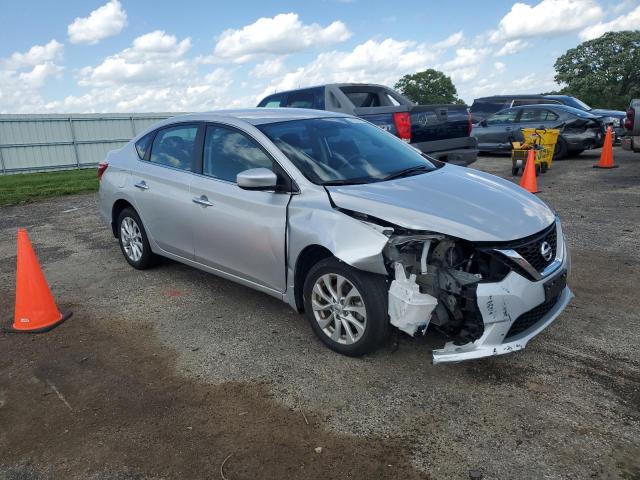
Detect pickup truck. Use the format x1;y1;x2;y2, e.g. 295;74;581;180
622;99;640;153
257;83;477;166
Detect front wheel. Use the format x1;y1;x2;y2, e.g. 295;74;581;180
303;257;389;357
117;208;157;269
553;137;568;160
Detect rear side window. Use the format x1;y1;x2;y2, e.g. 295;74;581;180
149;125;198;171
342;91;381;107
203;125;274;183
258;94;283;108
135;132;153;160
284;90;316;108
487;109;518;125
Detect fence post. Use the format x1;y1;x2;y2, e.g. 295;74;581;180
129;116;136;137
68;117;81;169
0;146;6;174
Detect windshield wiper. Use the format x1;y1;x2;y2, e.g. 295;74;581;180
383;164;432;181
322;178;375;186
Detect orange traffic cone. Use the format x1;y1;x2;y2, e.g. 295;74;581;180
519;148;539;193
594;126;618;169
8;229;71;333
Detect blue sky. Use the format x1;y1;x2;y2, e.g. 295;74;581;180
0;0;638;112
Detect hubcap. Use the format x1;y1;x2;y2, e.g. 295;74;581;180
120;217;143;262
311;273;367;345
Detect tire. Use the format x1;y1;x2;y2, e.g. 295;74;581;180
541;162;548;173
511;166;519;176
117;207;157;270
553;137;568;160
303;257;389;357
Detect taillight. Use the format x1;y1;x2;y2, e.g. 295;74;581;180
97;162;109;181
624;108;634;131
467;109;472;135
392;112;412;142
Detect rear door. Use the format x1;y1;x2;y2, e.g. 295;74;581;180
475;109;518;150
190;124;291;292
132;123;202;259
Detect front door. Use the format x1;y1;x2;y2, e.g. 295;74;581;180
190;124;290;292
479;108;519;150
132;123;201;259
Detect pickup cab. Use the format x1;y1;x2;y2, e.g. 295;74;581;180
257;83;477;166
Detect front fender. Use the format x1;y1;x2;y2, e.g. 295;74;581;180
284;189;390;308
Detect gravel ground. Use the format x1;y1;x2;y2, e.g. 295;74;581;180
1;147;639;479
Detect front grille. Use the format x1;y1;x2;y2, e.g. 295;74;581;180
513;225;557;273
505;295;559;340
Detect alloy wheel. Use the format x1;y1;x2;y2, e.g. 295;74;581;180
120;217;144;262
311;273;367;345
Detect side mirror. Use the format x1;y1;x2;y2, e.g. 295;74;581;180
479;119;488;127
237;168;278;191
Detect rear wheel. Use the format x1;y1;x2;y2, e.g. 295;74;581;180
117;208;157;269
553;137;568;160
303;257;389;357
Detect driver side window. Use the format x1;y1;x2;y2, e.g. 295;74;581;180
487;110;518;125
202;125;274;183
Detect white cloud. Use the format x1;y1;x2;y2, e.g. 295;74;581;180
0;41;65;112
433;31;464;49
251;58;286;79
438;47;489;82
213;13;352;62
258;37;440;102
79;30;193;86
489;0;603;42
579;5;640;40
19;62;64;88
68;0;127;45
494;39;529;56
494;61;506;73
3;39;63;69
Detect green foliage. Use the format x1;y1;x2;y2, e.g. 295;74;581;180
554;31;640;110
0;168;98;207
394;69;465;105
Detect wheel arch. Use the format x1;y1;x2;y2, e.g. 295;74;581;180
111;199;136;238
293;245;333;311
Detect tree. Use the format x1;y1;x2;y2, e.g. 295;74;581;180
394;69;465;105
554;31;640;110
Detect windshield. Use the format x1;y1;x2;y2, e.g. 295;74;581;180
257;117;439;185
558;96;592;111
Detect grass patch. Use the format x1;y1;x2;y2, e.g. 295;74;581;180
0;168;98;207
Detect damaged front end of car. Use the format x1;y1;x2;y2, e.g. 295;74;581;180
345;209;573;364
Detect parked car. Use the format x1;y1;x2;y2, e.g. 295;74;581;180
472;104;605;159
257;83;478;166
99;109;572;364
470;94;626;140
622;98;640;153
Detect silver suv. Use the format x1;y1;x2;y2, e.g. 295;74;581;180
99;109;572;363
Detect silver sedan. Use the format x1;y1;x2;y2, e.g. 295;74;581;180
99;109;572;363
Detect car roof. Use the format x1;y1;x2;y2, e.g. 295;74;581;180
474;94;546;101
261;83;393;97
499;103;598;117
161;108;347;126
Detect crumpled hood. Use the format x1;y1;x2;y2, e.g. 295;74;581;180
327;165;556;242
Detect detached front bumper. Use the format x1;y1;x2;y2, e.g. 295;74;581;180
432;220;572;364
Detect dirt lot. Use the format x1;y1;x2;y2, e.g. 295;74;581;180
1;148;639;480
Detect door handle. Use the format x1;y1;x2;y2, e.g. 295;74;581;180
134;181;149;190
192;195;214;207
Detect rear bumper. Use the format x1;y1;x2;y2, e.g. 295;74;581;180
412;136;478;166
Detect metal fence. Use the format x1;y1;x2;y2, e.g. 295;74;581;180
0;113;177;174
